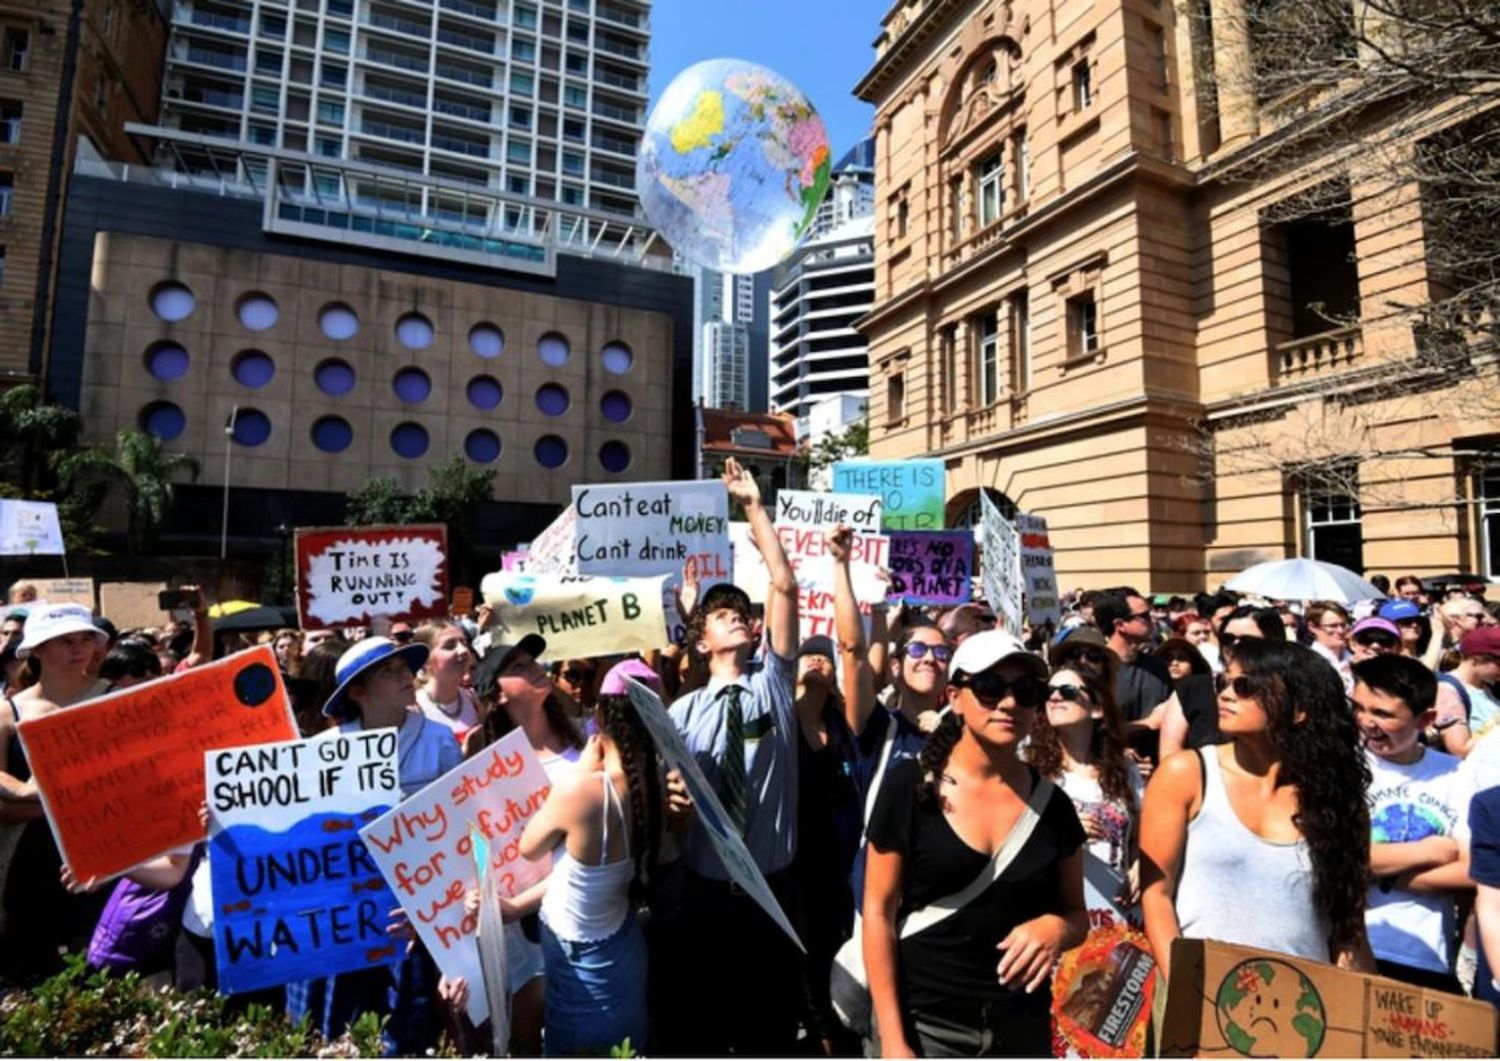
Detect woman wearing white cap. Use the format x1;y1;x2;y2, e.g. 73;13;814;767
0;602;110;982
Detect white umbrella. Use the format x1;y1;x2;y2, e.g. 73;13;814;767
1223;557;1383;604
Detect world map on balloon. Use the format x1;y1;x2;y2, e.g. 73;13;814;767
638;58;833;274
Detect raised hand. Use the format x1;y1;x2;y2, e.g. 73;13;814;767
721;457;762;510
824;523;853;565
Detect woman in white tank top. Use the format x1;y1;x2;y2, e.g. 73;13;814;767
1141;638;1374;979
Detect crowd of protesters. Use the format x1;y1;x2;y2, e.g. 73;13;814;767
2;467;1499;1057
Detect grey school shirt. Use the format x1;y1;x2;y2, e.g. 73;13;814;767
668;647;798;881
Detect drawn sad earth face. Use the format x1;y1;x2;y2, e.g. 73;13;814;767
1215;959;1327;1058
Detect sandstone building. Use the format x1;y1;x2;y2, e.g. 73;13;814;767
855;0;1500;590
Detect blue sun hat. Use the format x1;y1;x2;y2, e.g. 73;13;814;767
322;635;429;720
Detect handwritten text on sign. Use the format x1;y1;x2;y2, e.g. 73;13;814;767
207;731;401;994
521;505;577;576
360;730;551;1025
296;524;449;629
772;490;888;640
887;531;974;606
980;493;1023;637
480;572;668;660
18;646;298;882
832;459;945;531
1018;514;1060;627
572;482;731;583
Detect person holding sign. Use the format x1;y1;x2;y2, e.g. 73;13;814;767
0;603;110;982
659;455;802;1055
863;630;1089;1057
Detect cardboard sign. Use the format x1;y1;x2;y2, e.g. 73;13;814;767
295;524;449;629
207;730;402;994
772;490;889;640
99;581;169;630
0;499;65;555
18;646;298;881
524;506;577;576
479;572;668;660
572;482;731;583
832;459;945;531
360;730;551;1025
451;586;474;617
1019;514;1061;627
1160;938;1497;1058
624;678;803;952
887;531;974;605
30;577;95;610
979;492;1023;636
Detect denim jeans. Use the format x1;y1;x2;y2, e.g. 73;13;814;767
540;913;648;1057
904;995;1052;1058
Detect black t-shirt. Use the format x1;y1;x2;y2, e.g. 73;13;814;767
1116;654;1172;723
1176;673;1222;750
865;758;1086;1010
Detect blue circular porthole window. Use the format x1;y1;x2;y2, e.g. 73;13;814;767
601;341;633;374
150;282;196;323
600;390;632;423
319;302;360;341
315;358;356;396
467;375;503;411
145;341;190;381
236;292;279;332
392;367;432;403
599;441;631;473
310;415;353;453
139;401;186;441
231;350;276;388
534;434;568;469
469;323;505;359
390;421;429;459
396;312;434;350
464;428;501;464
535;383;569;416
537;331;571;367
231;408;272;447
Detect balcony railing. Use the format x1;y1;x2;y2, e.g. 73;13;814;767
364;81;427;109
365;12;429;36
360;118;424;144
432;132;492;158
592;99;640;124
187;9;251;33
593;69;642;93
1276;325;1363;381
433;96;491;122
437;27;495;54
439;0;498;20
176;46;247;71
594;37;643;61
364;47;428;73
435;62;491;87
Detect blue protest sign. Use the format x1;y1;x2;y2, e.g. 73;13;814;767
832;459;945;531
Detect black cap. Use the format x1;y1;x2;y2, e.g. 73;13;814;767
697;583;753;619
798;635;835;660
473;632;547;701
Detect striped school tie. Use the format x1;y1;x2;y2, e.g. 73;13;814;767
720;684;747;836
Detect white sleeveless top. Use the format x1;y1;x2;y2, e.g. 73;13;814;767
1175;747;1330;961
539;772;634;943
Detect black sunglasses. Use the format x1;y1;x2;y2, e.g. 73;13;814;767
1354;635;1398;649
563;668;596;683
1129;611;1153;623
1047;683;1091;704
1214;673;1261;699
1062;646;1107;665
904;642;952;663
958;671;1048;708
392;631;414;644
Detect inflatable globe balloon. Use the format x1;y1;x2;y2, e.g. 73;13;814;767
638;58;832;274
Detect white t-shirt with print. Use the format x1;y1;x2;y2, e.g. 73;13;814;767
1365;747;1473;973
1054;760;1144;881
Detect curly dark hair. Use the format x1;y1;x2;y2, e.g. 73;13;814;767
1226;638;1371;955
917;711;963;805
1024;672;1137;810
596;693;661;902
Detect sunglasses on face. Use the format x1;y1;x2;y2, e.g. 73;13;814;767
1163;654;1195;666
959;671;1048;708
392;631;414;644
1063;647;1107;665
905;642;953;663
1214;673;1261;699
563;668;595;684
1129;611;1153;623
1047;683;1091;704
1354;635;1398;650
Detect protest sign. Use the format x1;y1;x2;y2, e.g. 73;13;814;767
471;829;511;1055
295;524;449;629
773;490;889;640
99;581;168;630
18;646;298;881
31;577;95;609
623;678;802;951
886;531;973;606
571;481;730;583
1019;514;1061;627
524;505;577;575
451;586;474;617
979;492;1023;637
479;572;668;660
0;499;65;555
832;459;945;531
206;729;401;994
360;729;551;1025
501;551;528;572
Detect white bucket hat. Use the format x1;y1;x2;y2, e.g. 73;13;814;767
16;602;105;658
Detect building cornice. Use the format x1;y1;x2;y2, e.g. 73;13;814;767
854;0;972;104
921;390;1204;461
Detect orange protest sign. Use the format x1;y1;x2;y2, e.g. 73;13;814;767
17;645;298;881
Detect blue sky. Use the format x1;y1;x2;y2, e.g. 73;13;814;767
645;0;889;157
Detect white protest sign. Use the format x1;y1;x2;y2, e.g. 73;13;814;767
524;506;577;575
479;572;669;660
624;678;803;952
772;490;889;640
0;500;65;555
295;525;449;629
1018;513;1061;627
572;481;731;583
359;730;551;1025
471;829;511;1055
980;492;1023;637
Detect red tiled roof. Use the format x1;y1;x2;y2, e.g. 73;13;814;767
700;407;799;457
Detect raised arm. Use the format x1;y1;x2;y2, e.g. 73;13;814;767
828;526;875;735
723;457;797;658
1139;750;1203;980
